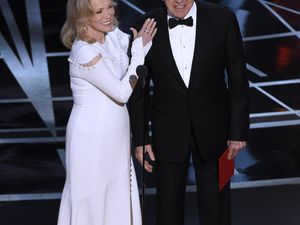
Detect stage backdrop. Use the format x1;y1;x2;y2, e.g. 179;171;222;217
0;0;300;195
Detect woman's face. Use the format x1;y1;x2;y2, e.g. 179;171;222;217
87;0;115;35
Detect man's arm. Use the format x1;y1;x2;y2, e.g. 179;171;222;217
128;71;151;147
225;11;250;158
128;16;156;171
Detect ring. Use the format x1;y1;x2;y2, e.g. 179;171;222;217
144;29;150;33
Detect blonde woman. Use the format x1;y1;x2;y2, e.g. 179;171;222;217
57;0;156;224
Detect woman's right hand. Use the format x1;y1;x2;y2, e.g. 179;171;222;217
130;18;157;47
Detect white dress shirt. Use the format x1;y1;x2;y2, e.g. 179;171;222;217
168;2;197;87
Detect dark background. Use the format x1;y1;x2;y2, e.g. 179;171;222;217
0;0;299;224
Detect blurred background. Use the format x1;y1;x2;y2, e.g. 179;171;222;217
0;0;299;224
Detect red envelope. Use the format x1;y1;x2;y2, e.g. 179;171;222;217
218;148;234;191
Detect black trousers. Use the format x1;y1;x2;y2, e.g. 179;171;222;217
155;134;231;225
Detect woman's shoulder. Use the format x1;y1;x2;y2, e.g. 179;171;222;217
70;39;99;64
109;27;129;38
107;27;130;51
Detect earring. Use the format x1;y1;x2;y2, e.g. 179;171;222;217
83;25;88;33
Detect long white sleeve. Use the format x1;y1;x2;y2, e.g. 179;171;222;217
70;37;144;104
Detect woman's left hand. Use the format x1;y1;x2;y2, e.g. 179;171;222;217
130;18;157;46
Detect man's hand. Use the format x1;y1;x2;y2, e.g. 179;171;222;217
135;144;155;173
227;140;246;160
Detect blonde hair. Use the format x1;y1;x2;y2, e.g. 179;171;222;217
61;0;118;49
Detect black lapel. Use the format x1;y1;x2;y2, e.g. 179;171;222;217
156;7;187;89
188;0;208;90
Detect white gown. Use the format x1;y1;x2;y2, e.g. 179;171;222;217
57;28;147;225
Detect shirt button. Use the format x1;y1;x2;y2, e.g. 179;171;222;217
185;67;187;70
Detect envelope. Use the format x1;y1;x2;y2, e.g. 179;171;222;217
218;148;234;191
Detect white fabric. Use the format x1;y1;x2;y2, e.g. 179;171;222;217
57;28;147;225
168;2;197;87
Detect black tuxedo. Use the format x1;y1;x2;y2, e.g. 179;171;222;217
130;1;249;162
129;1;249;225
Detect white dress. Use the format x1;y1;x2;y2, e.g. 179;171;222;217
57;28;147;225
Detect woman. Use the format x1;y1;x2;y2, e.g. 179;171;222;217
57;0;156;224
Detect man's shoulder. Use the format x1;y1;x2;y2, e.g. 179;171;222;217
145;6;165;18
133;6;165;29
197;0;233;17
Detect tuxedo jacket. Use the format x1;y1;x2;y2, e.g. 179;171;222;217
129;1;249;163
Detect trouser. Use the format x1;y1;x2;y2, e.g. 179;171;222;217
155;134;231;225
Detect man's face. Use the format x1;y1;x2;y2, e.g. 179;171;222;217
164;0;194;19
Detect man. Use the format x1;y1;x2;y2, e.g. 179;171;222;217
129;0;249;224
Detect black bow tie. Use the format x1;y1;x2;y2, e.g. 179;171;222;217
168;16;193;29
